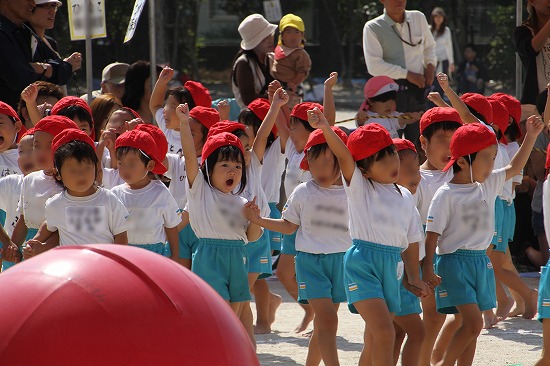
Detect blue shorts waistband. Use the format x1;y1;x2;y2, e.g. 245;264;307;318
268;202;278;209
199;238;245;247
441;249;487;257
352;239;402;253
129;242;163;248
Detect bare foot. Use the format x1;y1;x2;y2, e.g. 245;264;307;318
294;305;314;333
269;293;283;325
254;323;272;334
496;296;514;322
523;289;539;320
483;310;498;329
302;329;313;338
509;301;525;317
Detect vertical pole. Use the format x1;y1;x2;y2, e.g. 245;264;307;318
516;0;523;99
149;0;157;93
85;0;93;102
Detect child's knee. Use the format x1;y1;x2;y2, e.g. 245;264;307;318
463;317;483;336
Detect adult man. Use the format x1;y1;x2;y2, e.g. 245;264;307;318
81;62;129;103
363;0;436;145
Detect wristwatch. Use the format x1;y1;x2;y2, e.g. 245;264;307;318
40;63;47;77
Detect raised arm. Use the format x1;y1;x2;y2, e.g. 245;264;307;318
505;115;544;180
176;103;199;186
252;88;289;163
20;83;43;125
307;108;355;183
323;72;338;125
437;73;480;124
149;67;174;116
268;80;290;152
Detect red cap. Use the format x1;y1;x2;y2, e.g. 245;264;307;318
207;121;246;139
442;123;497;172
115;130;167;174
248;98;277;136
201;132;245;165
347;123;393;162
52;128;96;157
51;96;95;140
0;101;20;121
300;127;348;171
34;115;80;138
121;107;141;120
419;107;463;134
135;124;168;174
184;81;212;108
189;106;219;130
19;127;35;140
491;92;522;139
291;102;323;122
392;138;417;153
487;98;509;144
460;93;493;123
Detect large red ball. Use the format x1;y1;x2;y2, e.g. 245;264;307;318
0;244;259;366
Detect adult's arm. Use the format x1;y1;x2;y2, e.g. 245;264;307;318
421;16;437;69
363;24;408;79
234;60;265;106
0;32;41;93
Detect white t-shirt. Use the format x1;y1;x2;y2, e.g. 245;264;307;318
45;187;129;246
496;143;514;202
344;166;422;249
426;169;506;254
111;181;180;245
102;168;125;190
155;108;182;155
414;208;426;260
0;149;21;177
186;171;250;242
433;27;454;65
0;174;23;235
503;142;522;200
284;139;311;197
164;153;202;211
415;168;453;224
18;170;64;229
282;181;351;254
365;111;403;138
261;138;286;203
235;151;270;217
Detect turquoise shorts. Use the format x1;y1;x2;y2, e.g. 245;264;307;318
296;251;346;304
435;250;496;314
246;230;272;277
396;266;422;317
192;238;251;303
491;198;504;247
0;209;5;227
129;242;166;256
281;230;297;256
178;224;200;260
268;202;282;254
2;228;38;271
501;201;516;245
344;239;403;314
539;264;550;321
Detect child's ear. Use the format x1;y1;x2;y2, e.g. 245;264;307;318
456;156;469;170
419;135;428;152
14;120;22;134
147;160;155;172
53;167;62;181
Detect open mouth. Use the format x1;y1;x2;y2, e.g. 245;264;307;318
226;178;234;186
0;136;5;145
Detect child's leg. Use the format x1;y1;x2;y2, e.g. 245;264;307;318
305;326;322;366
239;273;260;347
419;293;446;366
494;276;514;321
354;299;395;366
252;279;282;334
307;299;340;366
437;304;483;366
503;245;525;316
277;253;314;332
392;322;406;366
489;250;538;319
432;314;461;364
393;314;424;366
536;319;550;365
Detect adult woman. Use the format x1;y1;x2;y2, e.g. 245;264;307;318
430;7;454;77
90;93;122;141
122;61;158;124
514;0;550;104
231;14;276;108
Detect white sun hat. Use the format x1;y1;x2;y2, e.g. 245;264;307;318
238;14;277;51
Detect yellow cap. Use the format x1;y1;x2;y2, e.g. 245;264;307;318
279;14;305;32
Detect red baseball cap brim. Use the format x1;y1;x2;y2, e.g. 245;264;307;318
300;127;348;171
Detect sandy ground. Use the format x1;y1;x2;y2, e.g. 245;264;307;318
253;276;543;366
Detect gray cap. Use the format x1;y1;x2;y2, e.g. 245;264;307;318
101;62;130;84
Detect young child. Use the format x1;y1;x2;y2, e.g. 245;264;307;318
111;129;180;260
355;76;422;136
423;118;542;366
150;67;212;154
176;103;262;319
245;126;350;366
392;138;425;366
19;81;64;128
308;108;426;365
51;96;95;139
0;129;36;271
271;13;311;108
29;128;129;248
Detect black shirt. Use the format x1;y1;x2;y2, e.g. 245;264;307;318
515;25;541;105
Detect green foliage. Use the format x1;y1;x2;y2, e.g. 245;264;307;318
486;4;516;90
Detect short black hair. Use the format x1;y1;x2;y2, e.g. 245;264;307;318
56;106;93;130
238;108;275;149
452;152;478;173
421;121;462;141
368;90;397;104
356;144;397;173
466;105;487;123
397;148;418;160
290;116;314;132
307;142;339;174
504;119;520;142
536;89;547;116
166;86;196;110
54;140;99;187
115;146;152;166
201;145;247;194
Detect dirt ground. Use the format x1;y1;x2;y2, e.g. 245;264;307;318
253;277;543;366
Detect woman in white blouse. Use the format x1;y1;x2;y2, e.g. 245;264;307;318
430;7;455;78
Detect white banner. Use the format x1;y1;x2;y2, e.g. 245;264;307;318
263;0;282;23
67;0;107;41
124;0;147;44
